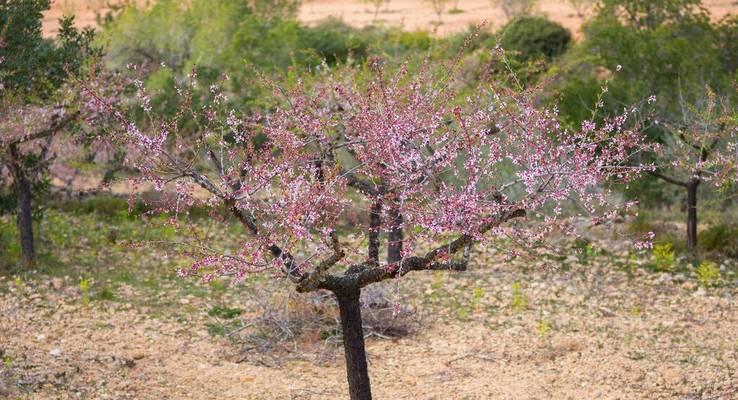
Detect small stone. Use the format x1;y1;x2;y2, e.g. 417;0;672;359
693;287;706;297
682;281;696;291
49;348;62;357
178;298;190;305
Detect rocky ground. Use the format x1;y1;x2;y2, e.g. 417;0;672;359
2;235;736;399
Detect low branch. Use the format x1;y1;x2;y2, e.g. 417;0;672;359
296;232;345;292
648;170;688;187
7;111;79;146
339;208;526;290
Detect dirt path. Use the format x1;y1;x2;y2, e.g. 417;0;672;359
2;246;737;399
43;0;737;36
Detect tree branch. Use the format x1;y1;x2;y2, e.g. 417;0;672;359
7;111;79;146
338;208;527;290
296;231;345;292
648;170;688;187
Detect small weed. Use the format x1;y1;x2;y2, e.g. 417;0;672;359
206;321;240;337
4;355;11;368
14;276;24;294
470;286;484;310
537;319;551;338
206;322;228;336
573;238;596;265
696;261;720;287
209;278;227;296
511;281;527;312
650;243;676;271
630;305;642;317
94;286;117;301
79;278;91;305
208;305;243;319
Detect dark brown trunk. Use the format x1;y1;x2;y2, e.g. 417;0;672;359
368;201;381;263
387;207;403;264
8;146;36;267
336;290;372;400
686;180;699;253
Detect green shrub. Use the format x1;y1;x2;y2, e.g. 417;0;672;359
651;243;676;271
699;224;738;258
696;261;720;287
498;16;572;63
301;19;368;65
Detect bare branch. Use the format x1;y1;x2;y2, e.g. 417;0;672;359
648;170;689;187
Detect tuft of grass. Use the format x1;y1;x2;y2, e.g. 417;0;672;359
537;319;551;338
94;285;117;301
208;305;243;319
630;305;642;317
470;286;484;310
79;278;92;305
511;281;527;312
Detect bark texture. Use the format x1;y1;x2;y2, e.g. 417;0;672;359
686;179;699;253
336;290;372;400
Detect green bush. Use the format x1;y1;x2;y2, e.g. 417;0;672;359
651;243;676;271
696;261;720;287
301;18;368;65
699;224;738;258
498;16;572;63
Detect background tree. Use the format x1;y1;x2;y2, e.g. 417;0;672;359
0;0;98;267
425;0;450;26
365;0;391;23
566;0;595;17
491;0;537;19
553;0;738;252
86;57;651;399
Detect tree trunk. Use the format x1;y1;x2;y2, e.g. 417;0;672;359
8;146;36;267
336;290;372;400
686;180;699;253
368;201;381;263
387;208;403;264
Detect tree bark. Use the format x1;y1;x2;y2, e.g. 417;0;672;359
368;201;381;263
8;146;37;267
336;290;372;400
387;207;403;264
686;179;699;253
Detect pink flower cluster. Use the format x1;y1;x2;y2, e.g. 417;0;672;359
94;63;657;280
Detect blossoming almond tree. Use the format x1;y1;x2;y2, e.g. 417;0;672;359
86;60;651;400
646;89;738;252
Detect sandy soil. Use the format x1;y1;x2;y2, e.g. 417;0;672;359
2;243;737;399
43;0;738;36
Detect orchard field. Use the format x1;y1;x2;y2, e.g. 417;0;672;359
3;0;738;399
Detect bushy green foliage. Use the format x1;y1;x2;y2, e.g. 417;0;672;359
103;2;365;76
555;0;732;128
499;16;571;63
699;223;738;258
553;0;737;211
696;260;720;287
1;0;98;99
651;243;676;271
